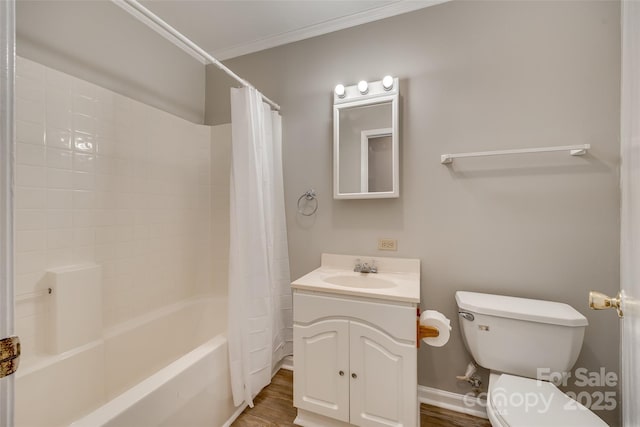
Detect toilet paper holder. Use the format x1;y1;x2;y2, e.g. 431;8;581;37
416;318;439;348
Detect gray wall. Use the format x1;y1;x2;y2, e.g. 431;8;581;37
17;0;205;123
207;1;621;423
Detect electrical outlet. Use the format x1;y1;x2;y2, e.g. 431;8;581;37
378;238;397;251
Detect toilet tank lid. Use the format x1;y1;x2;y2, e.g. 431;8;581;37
455;291;588;327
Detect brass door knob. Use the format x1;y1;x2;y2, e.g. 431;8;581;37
589;291;623;318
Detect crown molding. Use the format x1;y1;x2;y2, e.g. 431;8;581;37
213;0;449;60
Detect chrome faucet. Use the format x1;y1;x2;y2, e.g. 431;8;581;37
354;259;377;273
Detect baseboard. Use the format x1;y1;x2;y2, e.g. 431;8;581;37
280;355;294;371
418;385;488;419
221;403;248;427
273;355;293;374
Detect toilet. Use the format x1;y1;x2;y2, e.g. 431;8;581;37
455;291;608;427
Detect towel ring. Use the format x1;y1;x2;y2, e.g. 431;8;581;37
297;190;318;216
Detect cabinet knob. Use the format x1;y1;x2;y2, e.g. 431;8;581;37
351;373;357;379
339;370;344;376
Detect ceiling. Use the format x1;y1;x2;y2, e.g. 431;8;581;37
139;0;445;60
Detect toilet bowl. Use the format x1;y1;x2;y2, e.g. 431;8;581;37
487;372;607;427
456;291;608;427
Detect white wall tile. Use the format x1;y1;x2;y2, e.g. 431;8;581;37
16;98;45;124
46;148;73;170
73;210;96;228
71;134;95;153
94;137;115;157
17;143;46;166
46;189;73;210
46;88;72;130
15;272;46;295
46;248;74;270
16;76;44;103
16;120;44;145
73;246;95;264
73;228;95;247
73;132;95;153
72;190;95;210
72;94;96;117
73;172;95;191
47;210;73;229
47;229;74;250
16;165;46;188
46;169;74;189
16;210;46;231
46;127;72;149
16;188;46;210
73;114;96;135
16;230;46;252
16;297;47;319
73;153;95;173
15;56;213;358
15;251;47;275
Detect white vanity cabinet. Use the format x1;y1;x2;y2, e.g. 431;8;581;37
293;290;418;427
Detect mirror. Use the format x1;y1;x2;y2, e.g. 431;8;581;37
333;78;399;199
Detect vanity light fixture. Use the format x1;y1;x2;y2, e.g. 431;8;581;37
334;84;346;98
357;80;369;94
382;75;394;90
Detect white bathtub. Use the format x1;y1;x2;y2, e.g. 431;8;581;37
16;297;237;427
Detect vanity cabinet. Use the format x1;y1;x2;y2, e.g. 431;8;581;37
293;290;418;427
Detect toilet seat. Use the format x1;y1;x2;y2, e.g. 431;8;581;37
487;374;608;427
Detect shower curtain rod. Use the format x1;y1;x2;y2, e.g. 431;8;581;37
112;0;281;111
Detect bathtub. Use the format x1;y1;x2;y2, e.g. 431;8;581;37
16;296;238;427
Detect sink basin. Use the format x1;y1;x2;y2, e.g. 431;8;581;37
291;253;420;303
323;274;396;289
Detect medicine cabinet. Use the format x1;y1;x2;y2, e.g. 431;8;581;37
333;77;399;199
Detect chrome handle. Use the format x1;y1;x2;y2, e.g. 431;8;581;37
339;370;344;376
589;291;623;318
351;373;357;379
459;312;475;322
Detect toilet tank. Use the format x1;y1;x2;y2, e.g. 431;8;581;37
455;291;588;379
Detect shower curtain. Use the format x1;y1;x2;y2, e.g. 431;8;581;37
227;86;292;407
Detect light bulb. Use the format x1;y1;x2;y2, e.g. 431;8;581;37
334;84;345;98
382;75;394;90
358;80;369;94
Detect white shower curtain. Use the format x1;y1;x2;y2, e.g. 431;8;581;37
227;86;292;408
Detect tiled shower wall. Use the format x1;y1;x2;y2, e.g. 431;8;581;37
14;56;213;359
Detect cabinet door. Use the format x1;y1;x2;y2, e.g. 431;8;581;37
349;321;417;427
294;319;350;422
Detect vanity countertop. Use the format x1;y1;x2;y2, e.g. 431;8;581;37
291;253;420;303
